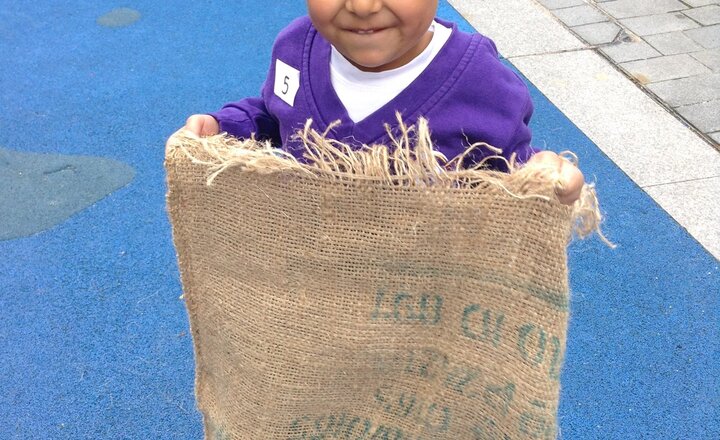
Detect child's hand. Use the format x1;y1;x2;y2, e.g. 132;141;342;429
184;114;220;137
527;151;584;205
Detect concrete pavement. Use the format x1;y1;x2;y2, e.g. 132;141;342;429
538;0;720;147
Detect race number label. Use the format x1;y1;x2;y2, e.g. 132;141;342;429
274;59;300;107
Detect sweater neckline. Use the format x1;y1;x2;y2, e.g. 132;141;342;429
329;20;450;86
303;17;476;145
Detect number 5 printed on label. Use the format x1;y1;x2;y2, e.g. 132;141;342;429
274;59;300;107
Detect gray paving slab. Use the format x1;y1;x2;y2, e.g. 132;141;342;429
600;40;662;63
553;4;609;27
646;73;720;106
644;177;720;259
676;99;720;132
572;21;621;45
534;0;720;146
683;5;720;26
620;54;711;83
449;0;584;57
598;0;687;19
510;49;720;187
621;13;700;36
683;0;719;7
711;132;720;142
691;49;720;70
536;0;584;9
685;24;720;48
645;31;704;54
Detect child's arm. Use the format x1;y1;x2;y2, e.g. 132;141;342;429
488;92;583;205
527;151;584;205
183;79;281;145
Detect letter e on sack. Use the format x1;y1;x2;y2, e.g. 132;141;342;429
274;59;300;107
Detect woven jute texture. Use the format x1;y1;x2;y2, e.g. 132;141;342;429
165;120;600;439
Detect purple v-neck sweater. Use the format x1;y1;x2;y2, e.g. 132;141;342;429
210;16;535;169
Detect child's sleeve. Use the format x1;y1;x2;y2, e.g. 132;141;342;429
467;35;539;171
504;94;538;165
208;80;281;145
471;92;537;172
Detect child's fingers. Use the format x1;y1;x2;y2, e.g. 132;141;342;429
185;115;204;136
186;115;219;137
200;117;220;137
556;158;584;205
528;151;584;204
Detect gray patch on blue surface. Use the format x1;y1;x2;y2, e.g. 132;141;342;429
97;8;141;28
0;147;134;240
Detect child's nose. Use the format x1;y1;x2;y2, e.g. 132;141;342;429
345;0;382;17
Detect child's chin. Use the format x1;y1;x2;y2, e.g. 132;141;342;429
350;55;400;72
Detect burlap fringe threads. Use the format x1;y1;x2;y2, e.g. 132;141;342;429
166;115;613;246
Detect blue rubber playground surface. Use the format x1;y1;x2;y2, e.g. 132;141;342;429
1;1;718;438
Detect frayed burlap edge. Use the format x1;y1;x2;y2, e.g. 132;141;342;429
165;114;613;246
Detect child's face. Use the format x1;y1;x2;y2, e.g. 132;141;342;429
307;0;438;72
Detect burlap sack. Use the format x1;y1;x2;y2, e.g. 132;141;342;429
165;119;605;439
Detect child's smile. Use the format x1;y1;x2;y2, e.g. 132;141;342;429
348;28;384;35
307;0;438;72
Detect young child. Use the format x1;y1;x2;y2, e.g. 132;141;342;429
184;0;583;204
